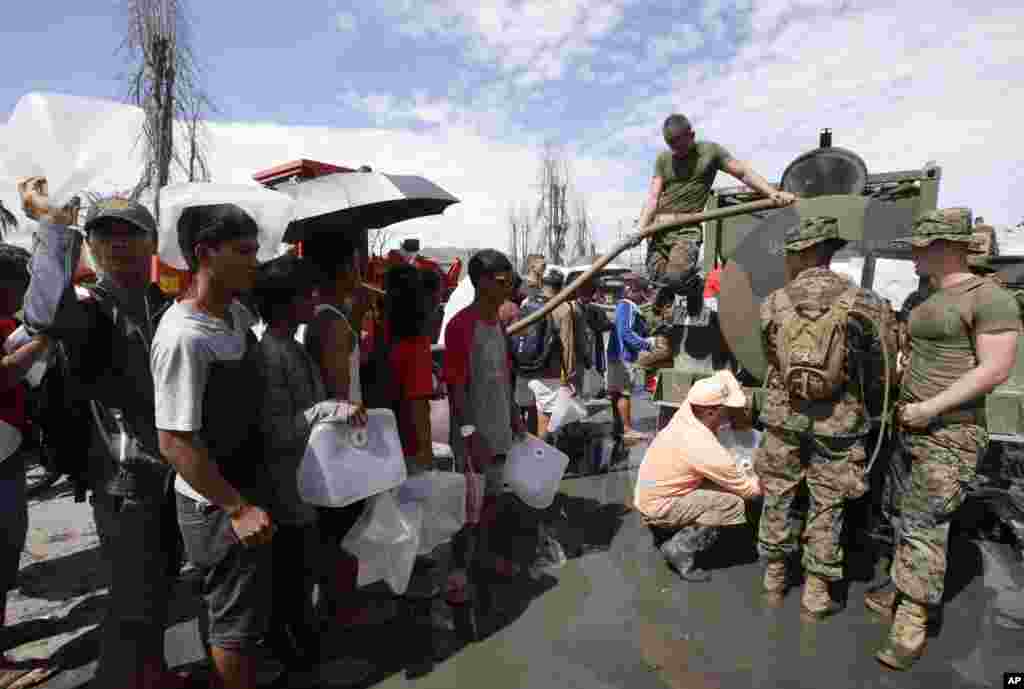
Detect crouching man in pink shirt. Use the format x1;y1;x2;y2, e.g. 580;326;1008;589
634;370;762;581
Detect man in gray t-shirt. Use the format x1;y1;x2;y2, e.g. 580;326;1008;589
152;300;256;499
152;203;274;689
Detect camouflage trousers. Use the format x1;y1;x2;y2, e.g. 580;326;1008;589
755;428;868;581
891;424;987;606
646;232;701;291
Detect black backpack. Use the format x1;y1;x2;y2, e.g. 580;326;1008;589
511;297;560;374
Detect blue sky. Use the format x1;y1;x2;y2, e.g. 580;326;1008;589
3;0;1024;256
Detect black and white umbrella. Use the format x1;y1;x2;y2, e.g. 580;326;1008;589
280;171;460;243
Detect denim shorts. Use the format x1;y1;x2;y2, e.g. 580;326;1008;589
176;494;272;651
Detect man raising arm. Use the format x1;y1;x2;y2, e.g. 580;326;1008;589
637;113;795;293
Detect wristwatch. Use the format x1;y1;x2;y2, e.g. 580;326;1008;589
460;425;477;439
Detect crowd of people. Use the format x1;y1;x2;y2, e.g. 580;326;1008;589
0;109;1017;689
0;174;692;689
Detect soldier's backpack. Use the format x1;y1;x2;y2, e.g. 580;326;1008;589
774;284;860;401
511;297;561;374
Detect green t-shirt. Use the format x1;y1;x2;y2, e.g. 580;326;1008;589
903;277;1021;415
650;142;732;248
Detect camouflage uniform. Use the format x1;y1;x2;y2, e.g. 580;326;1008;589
757;217;898;581
889;209;1020;607
871;208;1021;670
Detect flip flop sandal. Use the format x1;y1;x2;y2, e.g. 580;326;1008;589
1;666;59;689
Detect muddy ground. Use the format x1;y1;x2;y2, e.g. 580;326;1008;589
11;395;1023;689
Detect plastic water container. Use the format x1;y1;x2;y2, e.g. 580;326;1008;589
297;409;407;507
503;435;570;509
718;425;763;477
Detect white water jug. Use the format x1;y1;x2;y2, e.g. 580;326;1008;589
503;434;570;510
718;424;763;476
297;409;407;507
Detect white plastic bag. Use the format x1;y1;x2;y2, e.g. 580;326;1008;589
503;435;570;509
297;409;407;507
718;424;763;477
157;183;296;269
0;421;23;464
342;490;422;595
547;387;587;433
397;471;467;555
581;368;604;400
429;399;450;444
1;93;146;207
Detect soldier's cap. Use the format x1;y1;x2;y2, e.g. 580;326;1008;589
891;207;973;248
687;370;745;408
83;196;156;237
782;216;846;254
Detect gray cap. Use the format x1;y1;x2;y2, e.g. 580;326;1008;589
83;196;156;236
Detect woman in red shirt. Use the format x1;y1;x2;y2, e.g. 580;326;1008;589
383;264;435;473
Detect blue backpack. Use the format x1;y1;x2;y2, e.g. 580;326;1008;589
511;297;560;374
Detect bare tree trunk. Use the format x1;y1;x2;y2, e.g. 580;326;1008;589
123;0;212;224
508;202;535;273
534;143;571;266
571;196;593;263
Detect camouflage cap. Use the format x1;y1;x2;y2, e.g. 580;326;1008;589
83;196;156;237
891;207;973;248
783;216;845;253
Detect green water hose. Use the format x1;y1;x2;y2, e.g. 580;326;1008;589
865;320;892;475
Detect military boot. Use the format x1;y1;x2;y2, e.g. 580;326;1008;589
875;597;929;671
762;560;789;605
659;525;715;582
800;573;842;620
864;586;898;621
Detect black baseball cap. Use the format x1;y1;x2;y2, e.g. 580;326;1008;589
83;197;156;237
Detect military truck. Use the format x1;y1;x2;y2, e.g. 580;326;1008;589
650;130;1024;555
653;129;938;414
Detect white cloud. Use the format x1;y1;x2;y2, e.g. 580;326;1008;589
382;0;629;86
335;11;356;34
584;2;1024;227
642;23;705;71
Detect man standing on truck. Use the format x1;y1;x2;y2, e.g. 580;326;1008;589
636;114;796;293
871;208;1019;671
